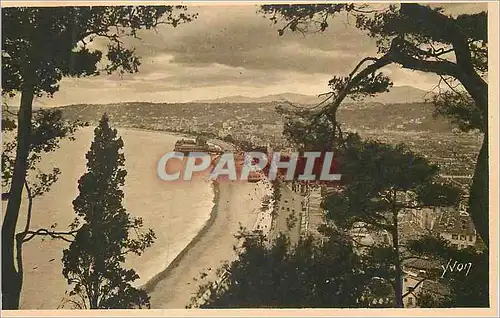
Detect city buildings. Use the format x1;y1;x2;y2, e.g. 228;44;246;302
173;136;210;153
55;101;483;308
433;209;477;250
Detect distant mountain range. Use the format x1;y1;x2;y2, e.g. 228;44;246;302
194;86;433;105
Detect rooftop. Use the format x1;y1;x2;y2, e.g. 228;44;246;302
433;209;476;236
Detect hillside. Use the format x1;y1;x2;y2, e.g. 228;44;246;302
194;86;432;105
55;100;454;134
51;100;480;183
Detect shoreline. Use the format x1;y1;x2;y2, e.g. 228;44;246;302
122;126;265;304
117;125;229;294
115;125;217;142
114;126;258;306
146;180;264;308
142;180;221;293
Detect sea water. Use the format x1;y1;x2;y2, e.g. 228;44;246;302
3;127;213;309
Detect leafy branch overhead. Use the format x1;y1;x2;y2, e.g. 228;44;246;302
2;6;197;310
261;3;489;249
2;6;197;97
263;3;487;132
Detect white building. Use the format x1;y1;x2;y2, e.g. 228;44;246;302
433;209;477;249
402;270;426;308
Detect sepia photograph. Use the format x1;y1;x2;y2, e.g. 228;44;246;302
1;0;498;315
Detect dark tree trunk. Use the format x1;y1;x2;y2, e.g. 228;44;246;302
394;260;404;308
2;86;34;310
391;214;404;308
468;132;489;247
451;42;489;249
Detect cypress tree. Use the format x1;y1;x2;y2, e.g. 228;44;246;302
62;114;155;309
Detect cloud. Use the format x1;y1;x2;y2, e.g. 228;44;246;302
130;5;377;75
18;3;483;107
430;2;488;16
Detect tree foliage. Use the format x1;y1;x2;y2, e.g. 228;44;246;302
406;236;488;307
279;109;336;151
324;134;461;225
2;107;86;302
2;109;86;190
188;134;464;308
2;6;197;97
2;5;195;309
322;134;461;307
190;133;465;308
62;115;155;309
261;3;489;249
190;229;378;308
432;89;484;133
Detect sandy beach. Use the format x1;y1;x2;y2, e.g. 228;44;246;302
146;180;269;308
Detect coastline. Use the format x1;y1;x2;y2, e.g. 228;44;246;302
116;125;212;141
12;125;269;309
117;125;266;308
146;179;265;308
142;180;220;293
11;126;218;310
137;126;226;293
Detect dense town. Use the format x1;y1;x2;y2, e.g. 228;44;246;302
58;100;481;185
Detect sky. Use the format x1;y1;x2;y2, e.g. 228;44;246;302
11;2;488;107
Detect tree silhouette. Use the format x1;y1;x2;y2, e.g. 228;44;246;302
62;114;155;309
190;229;373;308
323;133;461;307
1;6;196;309
2;108;86;304
261;3;489;248
187;133;463;308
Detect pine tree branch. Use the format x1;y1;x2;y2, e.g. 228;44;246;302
389;39;459;77
348;57;380;80
22;229;77;243
318;53;393;117
428;47;455;58
17;179;76;243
